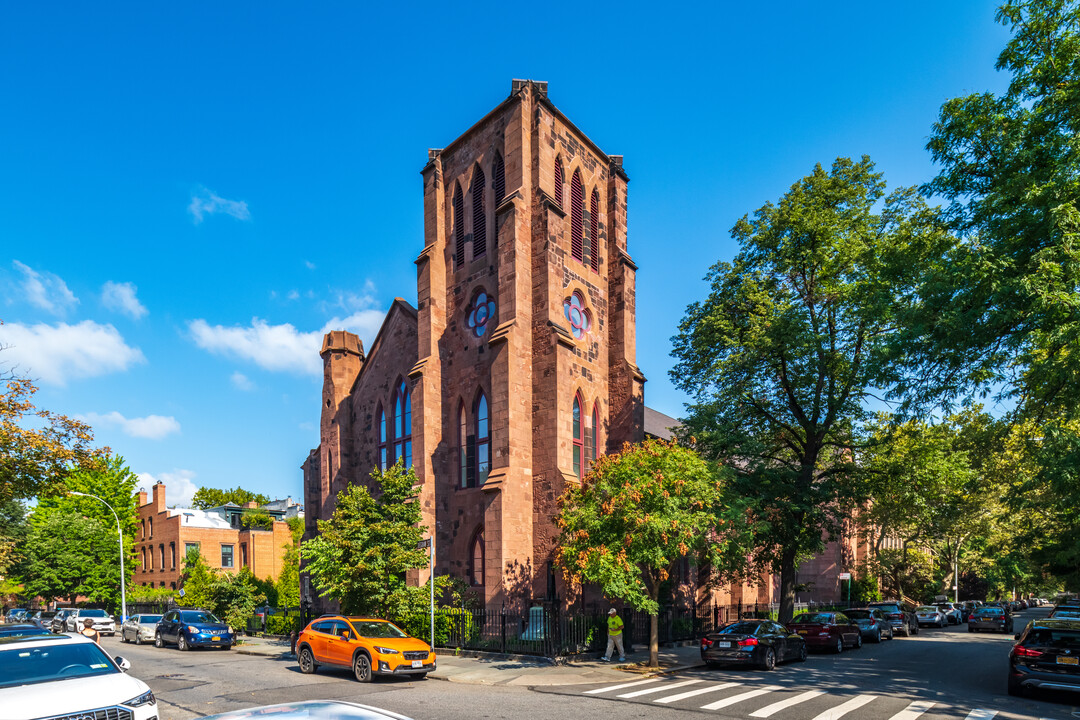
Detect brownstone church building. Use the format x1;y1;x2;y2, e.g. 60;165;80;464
302;80;861;613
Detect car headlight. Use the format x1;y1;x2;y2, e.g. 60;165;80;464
124;690;155;708
373;646;400;654
227;627;234;634
187;626;200;634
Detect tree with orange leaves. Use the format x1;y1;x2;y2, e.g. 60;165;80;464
555;438;756;667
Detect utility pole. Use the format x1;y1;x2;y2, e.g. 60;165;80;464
69;491;127;622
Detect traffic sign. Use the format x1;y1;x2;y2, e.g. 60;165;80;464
838;572;851;580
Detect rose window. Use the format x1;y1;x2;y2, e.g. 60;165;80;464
563;291;592;340
466;291;497;337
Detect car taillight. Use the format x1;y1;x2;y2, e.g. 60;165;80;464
701;637;713;648
1013;645;1044;658
889;613;902;619
737;637;759;647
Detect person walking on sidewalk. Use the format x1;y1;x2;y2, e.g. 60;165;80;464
602;608;625;661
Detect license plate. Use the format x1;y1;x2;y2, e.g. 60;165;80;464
1057;657;1079;665
797;630;807;635
211;636;220;641
716;641;731;648
411;660;423;668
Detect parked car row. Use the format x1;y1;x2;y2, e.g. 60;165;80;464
119;608;237;650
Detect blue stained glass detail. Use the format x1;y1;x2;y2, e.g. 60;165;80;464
563;291;592;340
466;292;496;337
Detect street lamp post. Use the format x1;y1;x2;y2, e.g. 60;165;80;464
69;491;127;623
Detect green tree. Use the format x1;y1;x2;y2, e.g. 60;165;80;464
0;498;29;581
671;157;950;621
191;486;270;510
179;549;214;608
0;371;106;501
555;439;756;667
302;463;448;620
208;566;266;631
275;517;303;609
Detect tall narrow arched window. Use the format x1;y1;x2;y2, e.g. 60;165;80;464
453;183;465;268
475;392;489;486
590;403;600;472
554;158;564;208
376;404;387;470
393;379;412;469
469;528;485;586
572;394;583;476
570;171;584;263
459;402;468;488
472;164;487;258
590;189;600;272
493;153;505;206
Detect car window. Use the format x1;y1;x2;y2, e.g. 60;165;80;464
81;609;107;618
870;603;900;612
975;608;1003;616
845;610;871;620
141;615;162;623
834;613;850;624
770;622;788;634
179;611;220;624
1026;629;1080;650
310;621;332;634
350;621;408;639
329;621;352;637
792;613;833;624
0;642;119;688
717;622;761;635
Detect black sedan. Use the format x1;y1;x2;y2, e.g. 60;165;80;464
701;620;806;671
970;606;1012;633
1008;618;1080;697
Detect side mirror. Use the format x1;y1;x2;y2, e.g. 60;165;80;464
341;630;351;640
1014;633;1021;640
115;657;132;672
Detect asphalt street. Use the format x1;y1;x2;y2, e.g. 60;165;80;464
103;607;1080;720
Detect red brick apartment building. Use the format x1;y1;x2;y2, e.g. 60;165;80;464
302;80;866;613
136;482;294;590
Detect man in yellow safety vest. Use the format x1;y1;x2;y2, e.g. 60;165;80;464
601;607;625;662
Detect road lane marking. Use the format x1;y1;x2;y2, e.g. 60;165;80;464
750;691;826;717
654;681;742;704
618;680;701;698
584;678;661;694
701;685;783;711
888;700;936;720
807;694;877;720
963;712;997;720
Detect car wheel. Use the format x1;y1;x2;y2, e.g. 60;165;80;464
119;631;127;643
154;633;164;648
353;653;373;683
874;629;882;643
854;634;862;649
298;647;317;674
761;648;776;671
913;623;919;636
135;633;142;645
178;634;189;651
797;644;807;662
835;637;844;654
968;627;975;633
222;643;232;650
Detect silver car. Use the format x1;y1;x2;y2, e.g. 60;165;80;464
120;614;163;645
916;605;948;628
65;608;116;635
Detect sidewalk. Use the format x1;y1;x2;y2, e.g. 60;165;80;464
234;636;704;686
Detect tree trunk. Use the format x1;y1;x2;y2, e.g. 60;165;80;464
778;545;799;623
649;611;659;668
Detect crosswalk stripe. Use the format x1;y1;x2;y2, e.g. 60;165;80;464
618;679;701;698
807;694;877;720
654;681;742;704
963;711;998;720
750;691;826;717
888;700;936;720
701;685;783;711
583;678;661;695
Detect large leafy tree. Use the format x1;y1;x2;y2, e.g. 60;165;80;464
899;0;1080;414
191;486;270;510
302;463;448;620
23;455;139;610
555;439;756;667
0;372;106;501
672;157;950;621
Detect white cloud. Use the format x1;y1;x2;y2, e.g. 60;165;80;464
188;187;251;224
304;260;316;270
79;411;181;440
286;290;300;301
230;371;255;391
137;470;199;508
0;320;145;386
187;309;384;375
101;281;148;320
13;261;79;316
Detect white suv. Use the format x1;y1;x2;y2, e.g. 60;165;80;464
0;633;157;720
65;608;116;635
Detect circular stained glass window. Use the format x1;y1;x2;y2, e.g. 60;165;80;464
563;291;592;340
466;291;497;337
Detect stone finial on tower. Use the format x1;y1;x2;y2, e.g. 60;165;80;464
512;79;548;98
320;331;364;359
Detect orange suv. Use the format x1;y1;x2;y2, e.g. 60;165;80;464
296;615;436;682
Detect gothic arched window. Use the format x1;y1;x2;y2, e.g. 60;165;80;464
459;402;468;488
472;164;487;258
393;380;412;469
453;182;465;268
469;528;485;586
554;157;564;208
376;404;387;470
476;392;490;486
570;171;584;263
573;394;583;476
493;153;505;206
590;189;600;272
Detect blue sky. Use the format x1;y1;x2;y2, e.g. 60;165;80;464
0;2;1011;507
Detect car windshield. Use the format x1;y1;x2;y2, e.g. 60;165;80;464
917;606;937;612
80;609;107;618
937;605;953;610
976;608;1003;616
180;611;221;624
1051;610;1080;618
0;627;51;638
845;610;873;620
140;615;162;623
1026;629;1080;650
349;621;408;639
0;641;118;688
717;622;761;635
870;604;900;612
792;613;833;624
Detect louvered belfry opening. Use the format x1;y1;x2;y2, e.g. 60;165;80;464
570;170;584;263
453;183;465;267
493;153;505;206
590;189;600;272
554;158;563;208
472;165;487;259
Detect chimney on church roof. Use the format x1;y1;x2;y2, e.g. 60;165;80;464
512;79;547;98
